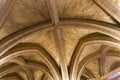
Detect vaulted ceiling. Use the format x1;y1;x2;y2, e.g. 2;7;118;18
0;0;120;80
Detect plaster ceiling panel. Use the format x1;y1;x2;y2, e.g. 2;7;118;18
112;0;120;8
19;52;46;63
83;50;120;78
79;43;102;62
57;0;114;23
62;28;96;66
21;30;59;66
19;65;49;80
34;71;43;80
0;0;50;39
0;52;46;67
104;56;120;74
18;70;27;80
86;59;100;77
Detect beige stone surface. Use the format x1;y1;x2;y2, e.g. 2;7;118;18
0;0;120;80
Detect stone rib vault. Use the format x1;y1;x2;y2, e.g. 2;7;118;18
1;0;120;80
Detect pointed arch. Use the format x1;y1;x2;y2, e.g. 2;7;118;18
0;43;61;80
69;33;120;80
